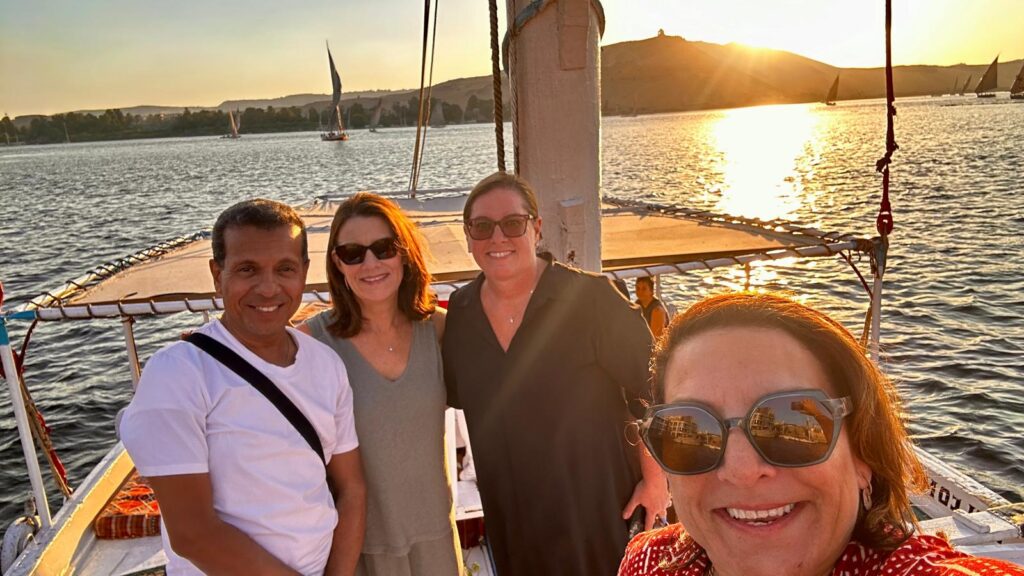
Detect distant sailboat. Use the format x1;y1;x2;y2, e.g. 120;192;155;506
368;98;384;132
959;74;972;96
429;99;446;128
1010;61;1024;100
824;74;839;106
221;110;241;139
63;121;71;144
321;42;349;142
949;75;958;96
974;56;998;98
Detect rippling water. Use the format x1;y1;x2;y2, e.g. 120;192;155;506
1;96;1022;528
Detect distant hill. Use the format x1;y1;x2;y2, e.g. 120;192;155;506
600;34;1023;114
15;34;1023;123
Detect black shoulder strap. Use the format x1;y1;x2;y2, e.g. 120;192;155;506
185;332;326;468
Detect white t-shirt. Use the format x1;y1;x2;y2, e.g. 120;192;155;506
121;320;359;576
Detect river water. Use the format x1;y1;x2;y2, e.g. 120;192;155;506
1;96;1022;528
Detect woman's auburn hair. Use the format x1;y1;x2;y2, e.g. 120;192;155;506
325;192;435;337
652;292;928;551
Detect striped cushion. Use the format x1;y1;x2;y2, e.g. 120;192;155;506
93;472;161;539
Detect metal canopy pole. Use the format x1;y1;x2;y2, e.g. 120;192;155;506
121;316;141;389
0;318;52;529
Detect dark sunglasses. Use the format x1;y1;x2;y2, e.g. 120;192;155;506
333;237;400;265
465;214;535;240
635;389;852;475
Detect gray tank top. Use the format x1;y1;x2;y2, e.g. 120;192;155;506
307;312;454;555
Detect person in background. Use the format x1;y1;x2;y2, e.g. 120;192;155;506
635;276;669;340
299;192;462;576
619;292;1024;576
443;171;671;576
122;199;365;576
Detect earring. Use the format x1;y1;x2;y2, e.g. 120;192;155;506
861;483;873;510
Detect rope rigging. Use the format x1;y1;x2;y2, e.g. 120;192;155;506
860;0;897;351
488;0;506;172
408;0;441;195
875;0;898;238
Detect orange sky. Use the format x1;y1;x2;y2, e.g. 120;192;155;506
1;0;1021;117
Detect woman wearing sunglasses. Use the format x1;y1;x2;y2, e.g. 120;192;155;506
442;171;670;576
299;193;462;576
618;292;1023;576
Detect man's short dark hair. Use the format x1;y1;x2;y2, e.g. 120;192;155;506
635;276;654;290
212;199;308;266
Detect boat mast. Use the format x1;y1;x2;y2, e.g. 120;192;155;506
505;0;602;272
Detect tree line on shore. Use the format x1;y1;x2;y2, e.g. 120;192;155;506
2;95;504;145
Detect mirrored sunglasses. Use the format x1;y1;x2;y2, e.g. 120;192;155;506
635;389;852;475
465;214;535;240
334;237;400;265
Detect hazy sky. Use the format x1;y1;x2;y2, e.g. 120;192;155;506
2;0;1021;117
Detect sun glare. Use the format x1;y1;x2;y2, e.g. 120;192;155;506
709;104;822;221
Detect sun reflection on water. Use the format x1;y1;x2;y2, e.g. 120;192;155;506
708;104;826;221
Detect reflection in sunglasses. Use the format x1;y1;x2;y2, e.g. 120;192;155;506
641;390;851;475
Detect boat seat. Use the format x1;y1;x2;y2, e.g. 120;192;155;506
93;472;161;540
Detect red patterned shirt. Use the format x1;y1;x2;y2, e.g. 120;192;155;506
618;524;1024;576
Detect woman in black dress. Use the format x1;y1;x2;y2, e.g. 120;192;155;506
443;171;670;576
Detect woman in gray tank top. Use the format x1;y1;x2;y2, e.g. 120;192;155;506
299;193;461;576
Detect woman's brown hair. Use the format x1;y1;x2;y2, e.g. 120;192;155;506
652;292;928;550
325;193;435;337
464;171;540;222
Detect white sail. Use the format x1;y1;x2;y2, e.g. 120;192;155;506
370;98;384;129
228;111;239;138
429;99;446;127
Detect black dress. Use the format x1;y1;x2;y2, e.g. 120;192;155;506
443;261;654;576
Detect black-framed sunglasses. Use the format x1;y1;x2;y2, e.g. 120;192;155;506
634;389;853;475
465;214;535;240
333;237;400;265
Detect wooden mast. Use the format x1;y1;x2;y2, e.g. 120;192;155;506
506;0;603;272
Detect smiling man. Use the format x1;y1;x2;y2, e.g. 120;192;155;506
121;199;366;576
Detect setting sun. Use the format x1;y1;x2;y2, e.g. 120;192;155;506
709;104;822;220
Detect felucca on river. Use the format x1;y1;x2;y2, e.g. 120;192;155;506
2;2;1023;575
975;55;999;98
1010;61;1024;100
320;42;349;142
824;74;839;105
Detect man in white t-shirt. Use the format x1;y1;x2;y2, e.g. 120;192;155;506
121;199;366;576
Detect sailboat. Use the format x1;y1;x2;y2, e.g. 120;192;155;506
824;74;839;106
221;110;241;139
974;56;998;98
1010;61;1024;100
947;75;959;96
429;99;446;128
368;98;384;132
320;42;349;141
959;74;972;96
